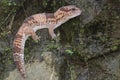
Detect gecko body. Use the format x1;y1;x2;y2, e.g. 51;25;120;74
13;5;82;78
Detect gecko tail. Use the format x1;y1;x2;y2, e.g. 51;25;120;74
13;53;26;78
13;34;27;78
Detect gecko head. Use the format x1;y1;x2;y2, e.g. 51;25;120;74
59;5;82;19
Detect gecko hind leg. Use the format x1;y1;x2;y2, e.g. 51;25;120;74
25;27;40;42
27;28;40;42
31;32;40;42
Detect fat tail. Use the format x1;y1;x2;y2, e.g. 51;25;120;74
13;34;27;78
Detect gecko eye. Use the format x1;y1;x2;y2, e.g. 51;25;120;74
71;8;76;11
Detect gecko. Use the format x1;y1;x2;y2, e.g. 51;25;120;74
13;5;82;78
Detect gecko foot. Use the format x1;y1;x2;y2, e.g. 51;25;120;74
33;35;41;42
51;34;57;39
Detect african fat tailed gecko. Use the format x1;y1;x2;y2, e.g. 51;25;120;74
13;5;82;78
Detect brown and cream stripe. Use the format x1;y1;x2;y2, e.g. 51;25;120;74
13;33;27;78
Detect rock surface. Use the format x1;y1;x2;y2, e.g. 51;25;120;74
3;50;120;80
4;52;59;80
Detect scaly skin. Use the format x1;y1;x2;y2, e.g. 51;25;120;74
13;5;82;78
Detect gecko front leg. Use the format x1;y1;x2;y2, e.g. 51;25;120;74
48;25;56;39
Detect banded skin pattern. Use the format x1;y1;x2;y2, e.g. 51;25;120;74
13;5;82;78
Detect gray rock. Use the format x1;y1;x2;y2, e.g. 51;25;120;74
4;52;59;80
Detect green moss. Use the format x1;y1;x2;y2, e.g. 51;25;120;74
65;49;74;55
111;46;118;51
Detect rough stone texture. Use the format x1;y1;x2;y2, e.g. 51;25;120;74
3;50;120;80
4;52;59;80
88;52;120;80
